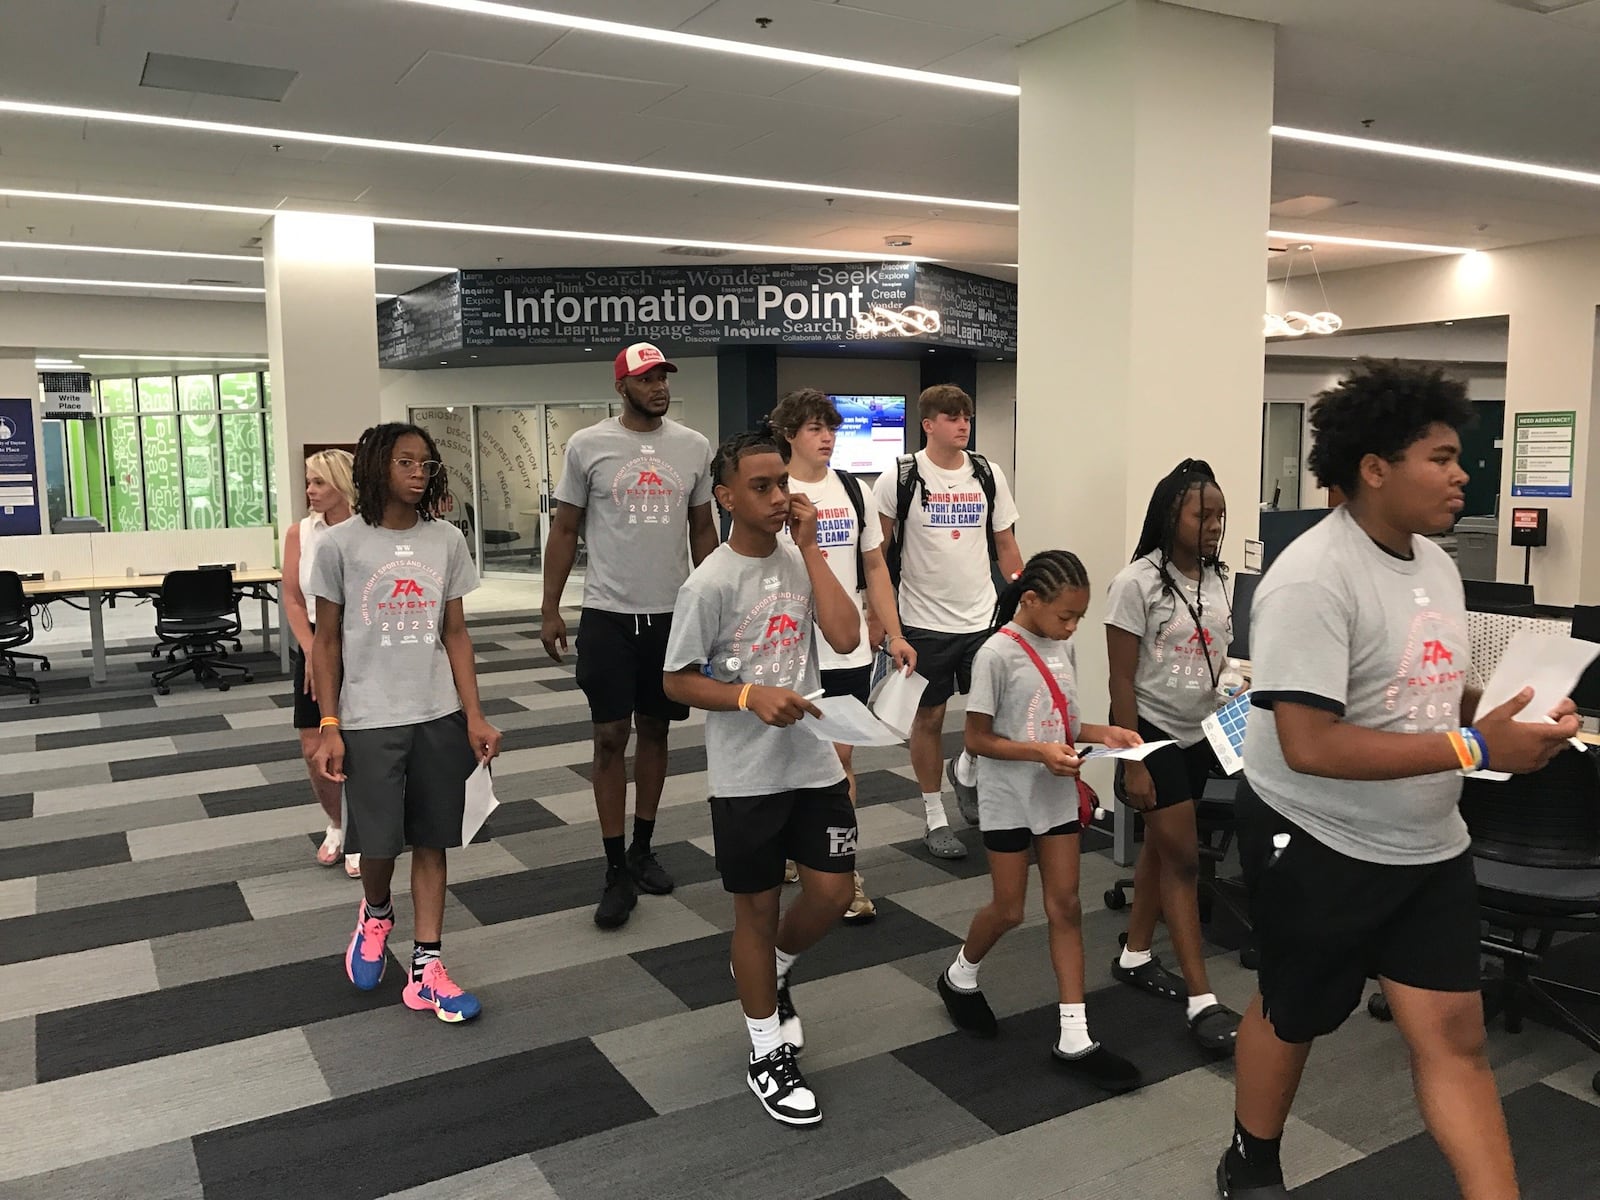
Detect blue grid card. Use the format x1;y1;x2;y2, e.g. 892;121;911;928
1202;690;1251;776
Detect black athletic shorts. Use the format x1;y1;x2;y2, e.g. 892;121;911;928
1113;717;1219;811
574;608;689;726
820;665;872;705
709;779;857;894
903;625;988;709
289;644;320;730
1237;780;1481;1044
341;710;478;858
982;820;1081;854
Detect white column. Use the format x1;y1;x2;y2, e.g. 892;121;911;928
263;213;382;532
1016;0;1274;722
0;349;46;536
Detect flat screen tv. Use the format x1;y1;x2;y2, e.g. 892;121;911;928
827;394;906;475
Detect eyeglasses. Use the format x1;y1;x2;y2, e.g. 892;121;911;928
392;457;443;477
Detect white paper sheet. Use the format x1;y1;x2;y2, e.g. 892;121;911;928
871;666;928;738
1465;632;1598;780
461;761;499;844
1079;739;1177;763
802;695;907;747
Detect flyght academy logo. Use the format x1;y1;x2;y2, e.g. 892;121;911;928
764;614;800;639
1420;640;1454;667
637;469;664;487
391;579;426;598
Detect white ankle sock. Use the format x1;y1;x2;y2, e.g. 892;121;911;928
945;948;981;991
1058;1002;1096;1056
1119;946;1153;970
1187;992;1219;1020
923;793;950;830
747;1009;782;1058
954;751;977;787
774;946;797;984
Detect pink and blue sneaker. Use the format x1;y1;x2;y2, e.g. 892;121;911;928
345;902;394;991
403;960;482;1023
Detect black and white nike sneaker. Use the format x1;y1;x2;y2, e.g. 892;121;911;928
748;1044;821;1126
776;975;804;1054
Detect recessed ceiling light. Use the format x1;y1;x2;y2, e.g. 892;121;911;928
885;237;914;247
584;348;594;352
79;354;269;363
0;99;1017;213
0;237;451;274
1265;229;1474;254
0;186;941;264
392;0;1021;96
0;274;263;294
1273;125;1600;191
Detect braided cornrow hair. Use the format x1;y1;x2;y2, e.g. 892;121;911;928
711;427;781;490
991;549;1091;633
1130;459;1230;620
352;422;449;526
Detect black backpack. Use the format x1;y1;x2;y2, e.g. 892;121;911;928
885;451;998;588
833;467;869;593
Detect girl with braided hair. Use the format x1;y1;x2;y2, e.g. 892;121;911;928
1104;460;1243;1055
936;550;1144;1093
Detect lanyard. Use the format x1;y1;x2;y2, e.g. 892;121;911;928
1151;558;1221;691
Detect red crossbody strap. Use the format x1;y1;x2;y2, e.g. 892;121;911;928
999;627;1072;730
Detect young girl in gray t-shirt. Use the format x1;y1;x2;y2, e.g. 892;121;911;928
935;549;1145;1093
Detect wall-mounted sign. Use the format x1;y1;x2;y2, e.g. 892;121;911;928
1510;410;1575;498
39;371;96;419
378;262;1016;367
0;398;41;535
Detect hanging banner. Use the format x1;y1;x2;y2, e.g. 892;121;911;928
1510;410;1576;499
39;371;97;419
0;398;42;535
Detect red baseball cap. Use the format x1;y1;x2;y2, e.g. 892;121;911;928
613;341;678;380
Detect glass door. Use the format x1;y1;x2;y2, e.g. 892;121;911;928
472;406;542;575
544;404;614;573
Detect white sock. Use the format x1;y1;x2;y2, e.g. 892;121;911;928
954;751;977;787
774;946;797;984
1057;1002;1097;1056
923;792;950;831
1187;992;1219;1021
747;1009;783;1058
1119;946;1153;970
945;948;981;991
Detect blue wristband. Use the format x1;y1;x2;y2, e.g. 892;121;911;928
1465;726;1489;772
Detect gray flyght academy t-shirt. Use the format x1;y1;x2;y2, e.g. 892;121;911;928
967;624;1083;835
308;516;478;731
1104;558;1232;747
663;541;845;799
554;417;713;614
1244;505;1472;865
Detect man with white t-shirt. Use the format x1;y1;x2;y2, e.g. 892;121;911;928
769;389;918;920
874;385;1023;859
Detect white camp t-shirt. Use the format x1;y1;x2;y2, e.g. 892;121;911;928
785;468;880;671
871;450;1020;634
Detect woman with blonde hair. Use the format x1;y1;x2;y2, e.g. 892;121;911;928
283;448;359;874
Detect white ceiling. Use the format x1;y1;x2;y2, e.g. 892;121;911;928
4;1;1600;318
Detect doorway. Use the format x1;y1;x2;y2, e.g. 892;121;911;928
1261;402;1304;508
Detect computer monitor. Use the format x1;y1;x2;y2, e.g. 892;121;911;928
1258;508;1331;571
1570;605;1600;715
825;394;905;475
1228;570;1263;660
1463;579;1535;615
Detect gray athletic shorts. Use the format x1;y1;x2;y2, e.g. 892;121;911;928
342;710;477;858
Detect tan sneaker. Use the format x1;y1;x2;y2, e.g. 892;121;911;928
784;860;800;885
843;872;876;923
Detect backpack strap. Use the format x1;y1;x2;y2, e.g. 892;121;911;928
886;453;922;588
833;468;869;593
966;451;1000;566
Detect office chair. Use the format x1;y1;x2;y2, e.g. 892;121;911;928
0;570;50;705
464;501;520;562
150;569;253;694
1103;772;1257;969
1369;748;1600;1096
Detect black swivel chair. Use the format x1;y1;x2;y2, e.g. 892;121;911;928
1464;748;1600;1097
0;571;50;704
150;569;253;694
464;501;521;562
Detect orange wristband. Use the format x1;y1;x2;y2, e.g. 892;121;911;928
319;716;341;729
737;684;753;711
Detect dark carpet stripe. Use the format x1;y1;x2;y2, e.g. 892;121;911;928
34;955;403;1083
0;694;157;721
818;1181;910;1200
451;840;717;926
111;742;297;781
192;1038;655;1200
0;881;252;965
892;982;1214;1134
569;743;707;782
36;713;234;751
0;793;32;821
631;898;959;1011
0;831;129;881
200;780;317;819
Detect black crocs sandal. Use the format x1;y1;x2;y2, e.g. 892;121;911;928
1216;1151;1290;1198
1051;1042;1142;1094
1189;1002;1241;1055
937;971;998;1037
1111;953;1186;1001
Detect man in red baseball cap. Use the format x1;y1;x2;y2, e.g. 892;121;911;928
542;341;718;929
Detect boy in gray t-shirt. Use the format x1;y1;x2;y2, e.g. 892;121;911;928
663;429;864;1129
539;343;719;931
1220;361;1579;1200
